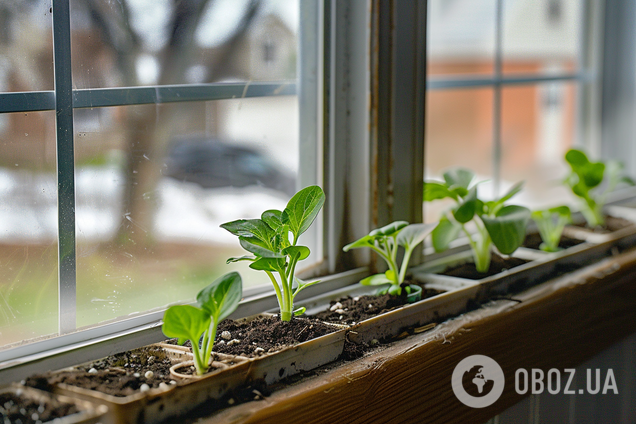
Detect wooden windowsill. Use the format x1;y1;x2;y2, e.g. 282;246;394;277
201;249;636;424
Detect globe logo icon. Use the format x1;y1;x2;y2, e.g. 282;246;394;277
452;355;505;408
462;365;495;397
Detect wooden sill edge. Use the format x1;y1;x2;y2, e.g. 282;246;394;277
201;248;636;424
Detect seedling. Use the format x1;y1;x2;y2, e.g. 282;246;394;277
564;149;634;228
424;168;531;273
343;221;434;296
531;206;572;252
220;186;325;321
162;272;242;375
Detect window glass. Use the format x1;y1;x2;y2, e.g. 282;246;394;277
501;83;577;207
0;111;58;348
69;0;299;89
502;0;582;75
424;88;494;222
427;0;497;76
74;96;301;328
0;1;54;92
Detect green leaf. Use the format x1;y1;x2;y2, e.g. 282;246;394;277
293;307;306;316
388;285;402;296
360;274;393;286
443;168;475;190
582;162;605;188
226;255;257;264
481;205;531;255
396;223;435;249
282;186;325;240
385;269;397;282
343;235;376;252
370;221;409;237
450;186;469;198
431;216;461;252
274;224;291;250
220;219;275;249
497;181;524;204
282;245;310;261
424;182;456;201
239;237;284;258
453;187;478;223
162;305;210;345
292;277;321;296
249;257;284;272
565;149;589;167
262;210;283;230
622;176;636;186
197;272;243;321
548;205;571;219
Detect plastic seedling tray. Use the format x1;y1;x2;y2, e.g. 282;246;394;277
1;385;108;424
413;226;636;304
301;282;450;344
51;345;224;424
218;313;348;386
561;206;636;244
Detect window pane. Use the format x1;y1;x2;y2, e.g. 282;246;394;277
0;111;58;348
501;83;576;207
69;0;299;89
424;88;494;222
75;96;302;328
0;1;54;92
427;0;496;76
502;0;583;75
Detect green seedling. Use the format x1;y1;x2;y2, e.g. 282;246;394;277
564;149;634;228
162;272;242;375
220;186;325;322
424;168;531;273
531;206;572;252
343;221;434;295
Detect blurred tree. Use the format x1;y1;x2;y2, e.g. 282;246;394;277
84;0;262;248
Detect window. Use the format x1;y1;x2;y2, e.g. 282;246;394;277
425;0;595;222
0;0;312;353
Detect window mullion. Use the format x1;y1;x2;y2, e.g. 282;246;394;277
325;0;371;274
52;0;77;335
492;0;504;198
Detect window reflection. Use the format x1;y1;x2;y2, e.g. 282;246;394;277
0;111;58;348
70;0;299;89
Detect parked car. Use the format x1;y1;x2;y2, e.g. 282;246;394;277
164;136;296;196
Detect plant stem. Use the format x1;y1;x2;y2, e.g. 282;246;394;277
398;247;414;284
464;221;491;273
278;268;292;321
265;271;284;313
203;319;217;371
191;339;206;375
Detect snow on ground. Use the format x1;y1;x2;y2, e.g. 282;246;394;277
0;166;289;245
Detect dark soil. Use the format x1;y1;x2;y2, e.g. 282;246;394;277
213;316;339;358
0;391;79;424
340;339;370;361
573;215;634;233
523;233;585;250
25;346;177;397
441;254;529;280
172;362;221;376
312;286;443;325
